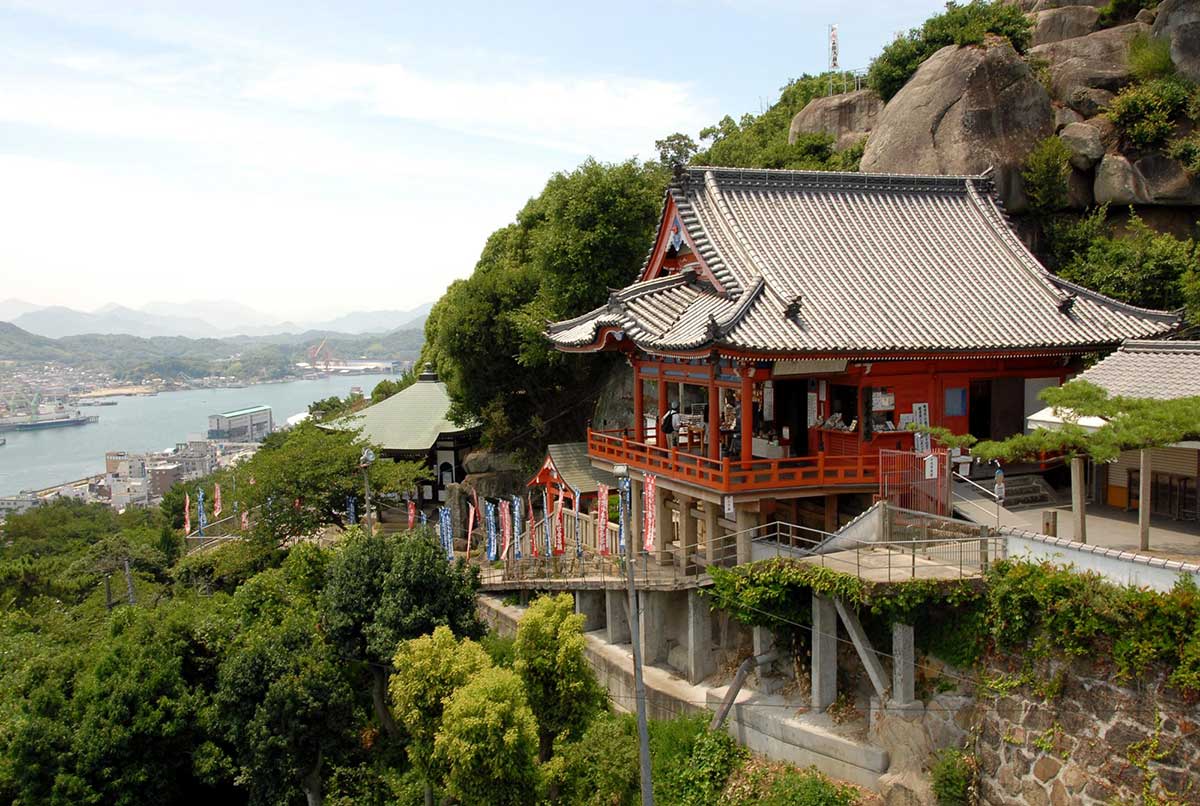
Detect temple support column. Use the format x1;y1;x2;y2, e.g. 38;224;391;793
686;590;715;684
657;378;669;449
605;589;630;644
654;485;671;565
677;494;697;571
892;623;916;707
703;500;720;562
1139;449;1152;551
740;372;753;464
633;368;644;442
824;494;838;534
735;505;756;564
640;590;668;665
708;379;721;461
812;593;837;712
574;590;606;633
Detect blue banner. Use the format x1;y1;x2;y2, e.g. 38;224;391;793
485;500;498;562
541;489;552;556
197;488;207;536
512;495;523;560
420;510;428;526
347;496;356;525
438;507;453;560
617;477;630;554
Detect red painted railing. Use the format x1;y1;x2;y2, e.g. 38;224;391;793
588;428;881;494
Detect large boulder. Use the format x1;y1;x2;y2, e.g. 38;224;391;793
1133;154;1200;205
1058;121;1106;168
1030;5;1101;46
788;89;883;150
1094;153;1150;204
1152;0;1200;82
860;42;1053;212
1030;0;1106;10
1030;23;1149;112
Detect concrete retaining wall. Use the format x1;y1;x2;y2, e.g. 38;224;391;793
1003;528;1200;592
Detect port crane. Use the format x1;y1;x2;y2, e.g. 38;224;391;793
308;338;334;372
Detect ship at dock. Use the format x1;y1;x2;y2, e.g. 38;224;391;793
0;407;100;433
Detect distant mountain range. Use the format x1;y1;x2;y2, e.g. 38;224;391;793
0;298;434;340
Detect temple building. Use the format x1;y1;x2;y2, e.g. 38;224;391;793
546;167;1181;540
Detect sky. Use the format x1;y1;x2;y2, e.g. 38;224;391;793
0;0;944;321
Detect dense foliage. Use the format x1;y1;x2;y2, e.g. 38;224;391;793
1107;76;1199;150
1046;207;1200;320
421;158;667;454
1021;136;1073;215
866;1;1031;101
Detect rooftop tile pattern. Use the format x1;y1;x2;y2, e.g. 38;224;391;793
547;167;1180;356
1075;340;1200;399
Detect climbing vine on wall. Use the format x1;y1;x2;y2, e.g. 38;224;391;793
706;558;1200;697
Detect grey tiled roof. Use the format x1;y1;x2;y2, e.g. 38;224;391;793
544;442;617;492
1075;341;1200;399
330;378;477;453
546;167;1181;356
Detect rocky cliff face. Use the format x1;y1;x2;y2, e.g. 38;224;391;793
847;1;1200;221
860;40;1054;212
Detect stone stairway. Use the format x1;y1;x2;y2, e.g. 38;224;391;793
1000;474;1057;508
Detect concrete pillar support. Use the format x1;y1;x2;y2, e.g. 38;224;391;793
575;590;606;633
639;590;668;665
891;622;915;706
812;593;837;712
686;590;715;684
834;598;888;699
735;506;757;565
703;501;720;562
677;494;698;570
605;589;630;644
654;486;671;566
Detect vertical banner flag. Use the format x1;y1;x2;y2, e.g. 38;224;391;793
438;507;453;560
241;510;249;531
643;473;657;552
597;483;610;555
541;488;551;556
553;486;565;556
512;496;523;560
197;489;207;536
420;510;428;526
499;499;512;559
467;503;477;555
573;487;582;558
184;491;191;535
529;493;539;557
213;483;222;517
829;24;839;70
407;500;416;530
485;501;498;561
347;496;356;525
617;477;630;555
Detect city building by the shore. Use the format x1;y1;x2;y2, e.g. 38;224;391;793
208;405;273;441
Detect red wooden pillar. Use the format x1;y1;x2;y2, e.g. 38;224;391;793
633;365;644;442
657;377;668;449
740;371;753;463
707;374;721;462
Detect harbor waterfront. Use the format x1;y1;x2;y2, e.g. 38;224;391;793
0;374;393;496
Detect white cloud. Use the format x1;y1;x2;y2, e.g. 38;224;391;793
244;60;716;157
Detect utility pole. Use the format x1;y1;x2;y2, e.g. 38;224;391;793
360;447;376;537
617;467;654;806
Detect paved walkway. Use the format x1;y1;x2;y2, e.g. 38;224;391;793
954;482;1200;563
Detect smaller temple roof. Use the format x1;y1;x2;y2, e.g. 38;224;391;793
1074;340;1200;400
332;366;477;453
530;443;617;493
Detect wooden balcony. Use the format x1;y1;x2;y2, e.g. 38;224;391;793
588;428;881;495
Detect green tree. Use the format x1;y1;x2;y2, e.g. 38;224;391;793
654;132;699;166
369;370;415;404
322;529;484;739
389;626;493;806
1022;136;1072;215
235;421;425;542
433;667;540;806
867;1;1032;100
514;593;607;760
216;594;357;806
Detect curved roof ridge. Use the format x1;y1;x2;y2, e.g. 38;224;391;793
685;165;986;190
701;170;771;293
1049;276;1185;323
1120;339;1200;353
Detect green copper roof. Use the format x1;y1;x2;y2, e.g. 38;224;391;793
334;376;476;452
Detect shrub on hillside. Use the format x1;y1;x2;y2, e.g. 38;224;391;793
1169;132;1200;173
867;1;1032;100
1098;0;1156;28
720;758;861;806
1022;136;1073;215
1107;77;1197;149
930;749;979;806
1129;32;1176;82
657;727;747;806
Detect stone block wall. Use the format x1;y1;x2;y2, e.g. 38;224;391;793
975;660;1199;805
